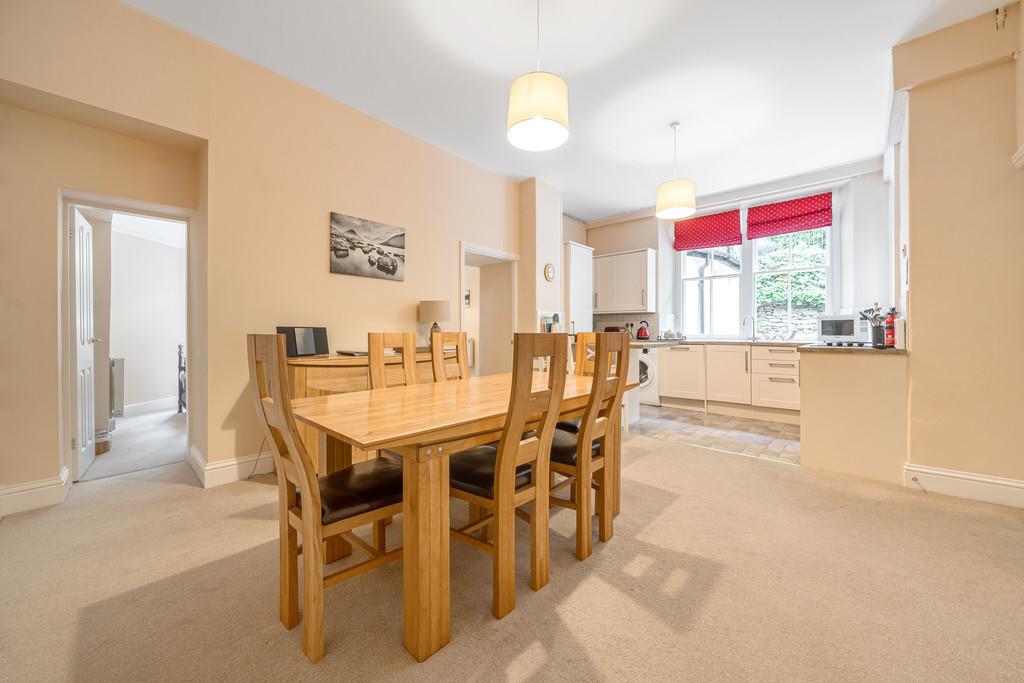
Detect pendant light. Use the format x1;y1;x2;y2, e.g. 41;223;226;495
655;122;696;220
506;0;569;152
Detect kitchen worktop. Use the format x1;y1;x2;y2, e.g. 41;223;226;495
799;343;908;354
629;340;682;348
652;339;806;347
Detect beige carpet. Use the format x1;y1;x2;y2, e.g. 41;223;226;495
2;433;1022;681
81;409;187;481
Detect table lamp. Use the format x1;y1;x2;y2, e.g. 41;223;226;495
418;300;451;337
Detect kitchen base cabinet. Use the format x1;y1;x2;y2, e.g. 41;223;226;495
752;374;801;410
659;345;706;400
705;345;752;404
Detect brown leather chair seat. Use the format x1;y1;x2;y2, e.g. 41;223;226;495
550;428;600;466
555;418;581;433
449;445;532;499
296;458;404;525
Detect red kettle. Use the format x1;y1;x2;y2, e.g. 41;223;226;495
636;320;651;339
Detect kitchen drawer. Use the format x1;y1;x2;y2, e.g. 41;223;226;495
752;358;799;376
751;346;801;361
752;373;800;410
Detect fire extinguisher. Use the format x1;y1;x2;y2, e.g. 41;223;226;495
884;308;896;348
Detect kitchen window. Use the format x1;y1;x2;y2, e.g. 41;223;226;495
676;192;835;340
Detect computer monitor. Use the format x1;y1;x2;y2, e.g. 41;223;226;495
276;326;329;357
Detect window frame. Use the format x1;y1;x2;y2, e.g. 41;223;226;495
675;194;841;340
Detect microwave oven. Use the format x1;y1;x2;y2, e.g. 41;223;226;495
817;315;871;346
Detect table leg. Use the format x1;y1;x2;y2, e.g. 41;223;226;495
402;453;451;661
320;433;353;562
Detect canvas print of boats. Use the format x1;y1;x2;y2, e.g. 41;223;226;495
329;212;406;281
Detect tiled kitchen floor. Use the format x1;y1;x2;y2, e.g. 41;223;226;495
634;404;801;465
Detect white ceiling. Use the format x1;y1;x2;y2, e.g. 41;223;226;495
112;213;187;249
123;0;1002;222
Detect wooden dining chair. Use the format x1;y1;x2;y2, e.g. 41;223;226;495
430;331;470;381
447;333;567;619
556;331;597;434
549;332;629;561
247;334;404;663
367;332;418;389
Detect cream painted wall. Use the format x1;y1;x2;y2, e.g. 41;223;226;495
0;0;519;491
587;217;660;255
110;231;187;407
479;262;515;376
463;265;481;377
904;59;1024;481
517;178;562;330
0;103;199;486
562;215;587;244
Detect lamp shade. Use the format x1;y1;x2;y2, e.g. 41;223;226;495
506;71;569;152
655;178;697;220
418;300;451;323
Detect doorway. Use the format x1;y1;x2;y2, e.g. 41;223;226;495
460;243;518;377
65;200;189;482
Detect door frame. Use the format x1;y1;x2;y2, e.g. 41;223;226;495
458;242;519;369
59;190;194;482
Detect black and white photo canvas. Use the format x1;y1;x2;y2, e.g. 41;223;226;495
329;212;406;281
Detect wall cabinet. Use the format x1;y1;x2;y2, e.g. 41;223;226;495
705;345;752;404
659;345;705;400
593;249;656;314
563;241;594;333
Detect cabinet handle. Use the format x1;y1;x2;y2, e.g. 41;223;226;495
641;288;646;307
744;351;748;373
768;349;795;354
672;346;690;351
768;362;795;368
768;377;796;383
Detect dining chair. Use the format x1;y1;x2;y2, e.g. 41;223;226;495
557;331;597;434
247;333;404;663
367;331;418;389
430;331;470;381
447;333;567;619
549;332;629;561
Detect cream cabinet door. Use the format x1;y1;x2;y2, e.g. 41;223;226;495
659;345;706;399
593;257;613;313
705;345;751;404
752;373;800;410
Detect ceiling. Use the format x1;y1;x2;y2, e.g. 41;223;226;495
123;0;1003;222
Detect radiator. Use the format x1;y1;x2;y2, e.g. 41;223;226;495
110;357;125;417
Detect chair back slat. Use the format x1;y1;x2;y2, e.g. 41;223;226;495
431;331;470;381
573;332;597;376
247;334;321;514
368;332;418;389
493;333;568;500
576;332;630;452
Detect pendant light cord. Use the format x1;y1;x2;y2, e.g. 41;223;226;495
671;122;680;179
536;0;541;72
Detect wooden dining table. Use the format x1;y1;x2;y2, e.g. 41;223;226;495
290;371;631;661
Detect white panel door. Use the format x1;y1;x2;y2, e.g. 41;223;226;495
74;210;96;480
705;344;752;404
565;242;593;332
659;345;706;400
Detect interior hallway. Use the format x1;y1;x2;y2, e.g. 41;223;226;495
81;409;186;481
2;433;1021;681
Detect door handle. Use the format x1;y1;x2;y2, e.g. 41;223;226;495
769;377;796;383
89;337;102;343
744;351;749;373
594;292;598;308
768;362;795;368
641;288;646;307
768;349;795;354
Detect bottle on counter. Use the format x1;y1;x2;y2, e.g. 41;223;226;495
884;308;896;348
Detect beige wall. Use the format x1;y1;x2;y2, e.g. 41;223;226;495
0;0;519;492
0;103;199;486
587;216;660;255
110;232;187;408
517;178;562;330
903;58;1024;480
479;262;516;376
562;215;587;244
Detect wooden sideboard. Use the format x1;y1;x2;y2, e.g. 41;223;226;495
287;351;451;465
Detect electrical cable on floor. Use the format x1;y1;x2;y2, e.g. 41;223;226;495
247;437;268;480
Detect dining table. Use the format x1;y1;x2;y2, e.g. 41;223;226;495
290;371;632;661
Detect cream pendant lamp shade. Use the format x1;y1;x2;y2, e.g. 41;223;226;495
507;0;569;152
507;71;569;152
654;122;696;219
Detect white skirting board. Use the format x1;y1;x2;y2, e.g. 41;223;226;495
0;466;71;517
187;446;275;489
124;396;178;416
903;464;1024;509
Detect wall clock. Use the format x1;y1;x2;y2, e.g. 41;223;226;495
543;262;555;282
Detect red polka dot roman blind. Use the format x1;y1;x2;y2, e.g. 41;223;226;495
673;210;741;251
746;192;833;240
